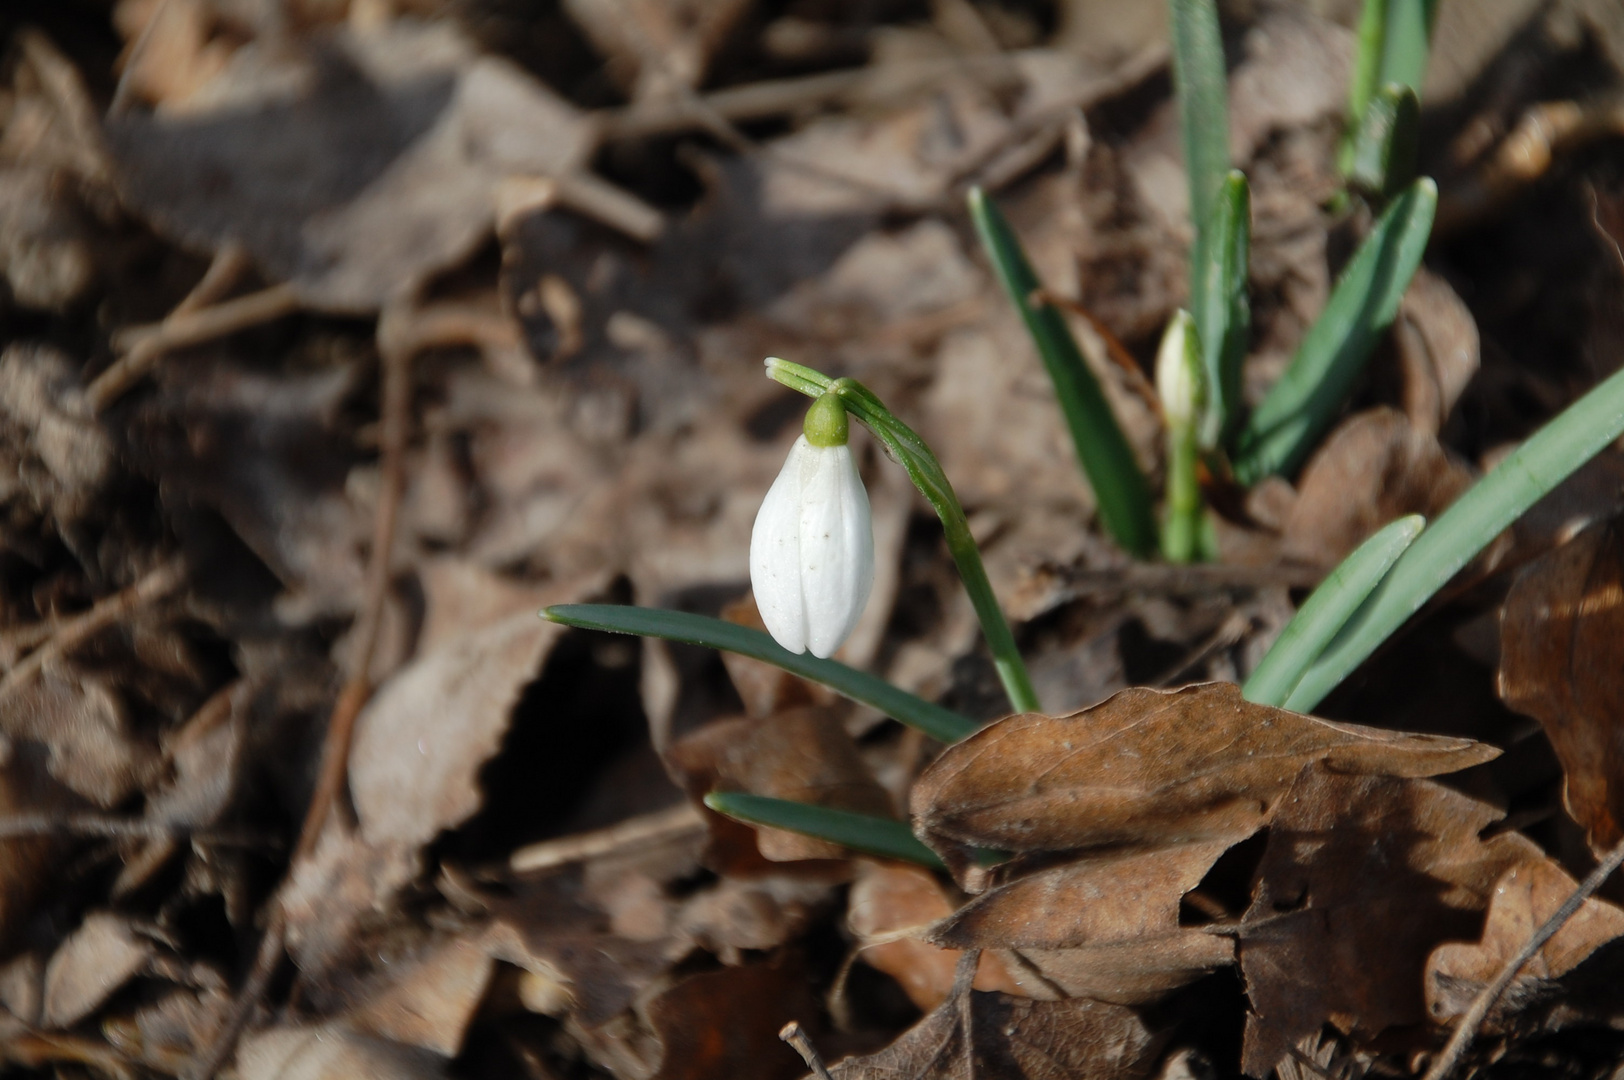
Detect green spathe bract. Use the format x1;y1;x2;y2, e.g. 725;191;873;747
803;391;848;447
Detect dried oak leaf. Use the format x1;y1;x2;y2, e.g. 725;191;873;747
1499;514;1624;853
645;959;821;1080
1427;856;1624;1029
344;934;494;1057
1238;768;1541;1077
827;951;1159;1080
927;843;1237;1004
910;683;1498;881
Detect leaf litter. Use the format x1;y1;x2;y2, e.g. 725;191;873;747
5;1;1624;1079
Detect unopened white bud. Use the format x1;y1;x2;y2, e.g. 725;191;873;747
1156;309;1203;429
749;396;874;658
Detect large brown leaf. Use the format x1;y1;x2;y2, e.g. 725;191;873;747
1238;768;1541;1077
827;952;1159;1080
910;683;1498;877
926;842;1237;1004
1499;515;1624;853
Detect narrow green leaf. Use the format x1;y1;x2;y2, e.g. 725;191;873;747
967;188;1158;558
1169;0;1232;233
1378;0;1439;96
1344;0;1389;161
1234;178;1436;483
1198;171;1251;450
704;792;944;868
1242;514;1423;708
1349;84;1420;202
765;358;1041;714
1282;362;1624;713
543;604;979;743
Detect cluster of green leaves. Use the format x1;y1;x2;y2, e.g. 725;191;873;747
969;0;1439;564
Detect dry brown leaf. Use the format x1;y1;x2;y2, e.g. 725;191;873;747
281;611;564;972
1499;514;1624;853
827;951;1159;1080
644;960;821;1080
8;662;159;807
1394;269;1480;437
41;913;156;1030
0;344;113;526
1427;856;1624;1027
910;682;1499;879
667;706;893;864
847;862;1022;1012
563;0;754;98
345;934;495;1057
236;1023;449;1080
927;843;1238;1003
1283;408;1475;570
106;20;597;314
1238;768;1542;1077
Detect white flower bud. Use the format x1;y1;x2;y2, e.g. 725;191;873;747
750;395;874;659
1156;309;1203;430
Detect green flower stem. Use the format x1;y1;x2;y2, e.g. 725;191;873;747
1283;363;1624;713
967;189;1158;558
765;357;1041;715
703;792;944;868
1162;423;1203;563
1242;514;1422;708
1169;0;1232;234
543;604;979;743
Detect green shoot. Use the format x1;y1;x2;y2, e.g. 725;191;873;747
1157;311;1207;564
1233;178;1436;483
966;189;1158;559
1283;362;1624;713
1242;514;1423;707
1169;0;1232;234
542;604;979;743
771;358;1041;714
704;792;944;868
1341;0;1437;178
1196;172;1251;451
1348;84;1421;203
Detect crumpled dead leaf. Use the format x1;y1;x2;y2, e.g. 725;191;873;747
910;682;1499;880
1283;408;1474;570
236;1022;449;1080
847;862;1022;1012
105;19;597;313
1394;268;1480;438
1499;514;1624;854
281;611;565;972
41;912;157;1030
1426;856;1624;1029
1238;768;1543;1077
827;951;1159;1080
0;344;113;528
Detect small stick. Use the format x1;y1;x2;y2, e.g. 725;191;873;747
1422;835;1624;1080
510;802;704;873
0;559;184;704
88;245;255;411
90;283;301;413
779;1022;835;1080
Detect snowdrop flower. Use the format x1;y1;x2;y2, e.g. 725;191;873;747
750;393;874;658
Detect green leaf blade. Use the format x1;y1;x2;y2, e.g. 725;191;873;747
967;188;1158;558
1234;177;1436;483
1242;514;1423;708
1282;362;1624;713
1199;171;1251;450
1169;0;1232;234
543;604;980;743
704;792;944;868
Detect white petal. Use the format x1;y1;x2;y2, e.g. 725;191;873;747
796;442;873;658
750;436;811;653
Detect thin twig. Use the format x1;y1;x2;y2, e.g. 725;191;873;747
779;1022;834;1080
1422;836;1624;1080
188;292;419;1079
88;245;255;411
0;813;277;846
0;560;185;703
90;283;301;414
509;802;704;873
